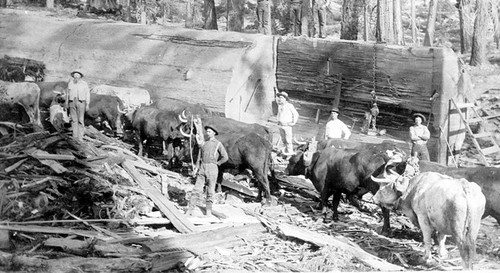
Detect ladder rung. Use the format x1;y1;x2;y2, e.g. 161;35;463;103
473;132;494;139
485;113;500;119
467;117;483;123
481;145;500;155
454;102;475;109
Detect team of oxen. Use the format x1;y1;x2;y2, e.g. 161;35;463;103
287;138;498;269
0;80;278;204
2;79;498;269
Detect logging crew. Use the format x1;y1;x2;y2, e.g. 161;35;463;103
325;107;351;140
409;113;430;161
312;0;327;38
290;0;303;36
256;0;271;35
186;122;228;217
66;70;90;141
276;91;299;155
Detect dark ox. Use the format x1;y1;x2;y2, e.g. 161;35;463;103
177;115;276;204
131;104;188;160
372;170;485;270
85;93;126;136
0;80;42;129
35;81;68;109
286;141;404;233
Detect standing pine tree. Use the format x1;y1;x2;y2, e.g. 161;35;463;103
470;0;490;66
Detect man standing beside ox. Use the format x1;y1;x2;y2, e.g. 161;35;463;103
276;91;299;155
66;70;90;141
409;113;430;161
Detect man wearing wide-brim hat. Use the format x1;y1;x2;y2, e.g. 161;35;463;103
276;91;299;155
409;112;430;161
66;69;90;141
325;106;351;140
186;120;228;217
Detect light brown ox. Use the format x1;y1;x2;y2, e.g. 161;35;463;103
0;80;42;128
372;170;485;270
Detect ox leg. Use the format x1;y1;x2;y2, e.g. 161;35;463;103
380;207;391;235
331;192;342;221
436;232;448;259
418;216;434;264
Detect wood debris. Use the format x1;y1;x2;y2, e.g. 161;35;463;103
1;125;497;272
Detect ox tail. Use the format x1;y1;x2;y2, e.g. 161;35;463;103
459;179;475;270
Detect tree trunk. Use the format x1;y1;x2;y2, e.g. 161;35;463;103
385;0;393;44
375;0;385;42
470;0;490;66
341;0;362;40
363;0;369;41
411;0;417;44
457;0;474;53
423;0;438;46
491;0;500;49
227;0;245;32
203;0;218;30
393;0;403;45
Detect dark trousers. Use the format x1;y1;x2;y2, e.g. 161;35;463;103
412;143;430;161
312;5;326;38
290;3;302;36
256;0;271;35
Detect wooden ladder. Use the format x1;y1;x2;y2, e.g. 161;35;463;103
449;98;500;166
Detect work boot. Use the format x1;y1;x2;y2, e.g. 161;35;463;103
185;193;199;216
205;202;213;217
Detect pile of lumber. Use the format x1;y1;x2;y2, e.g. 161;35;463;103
0;125;408;272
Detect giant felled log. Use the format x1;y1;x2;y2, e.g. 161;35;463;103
276;37;464;164
0;9;463;164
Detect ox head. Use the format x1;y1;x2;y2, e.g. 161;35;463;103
371;155;420;209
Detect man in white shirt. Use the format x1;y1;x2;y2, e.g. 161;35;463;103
65;70;90;141
409;113;430;161
276;91;299;155
325;107;351;140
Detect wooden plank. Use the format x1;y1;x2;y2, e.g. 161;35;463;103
38;159;68;174
481;145;500;155
143;223;267;254
473;132;494;139
122;160;196;234
0;225;104;238
276;223;403;271
221;179;257;197
5;158;28;173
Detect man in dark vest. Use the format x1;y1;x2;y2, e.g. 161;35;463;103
290;0;302;36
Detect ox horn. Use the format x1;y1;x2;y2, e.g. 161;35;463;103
117;105;126;114
178;110;188;123
293;137;307;145
180;126;191;138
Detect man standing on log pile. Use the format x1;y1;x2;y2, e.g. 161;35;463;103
186;118;228;217
277;91;299;155
409;113;430;161
65;70;90;141
290;0;303;36
311;0;327;38
256;0;272;35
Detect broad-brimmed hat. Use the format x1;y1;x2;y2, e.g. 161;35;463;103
277;92;289;100
413;113;426;123
70;70;84;78
331;107;339;113
204;125;219;135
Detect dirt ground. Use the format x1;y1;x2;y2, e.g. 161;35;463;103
2;4;500;272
